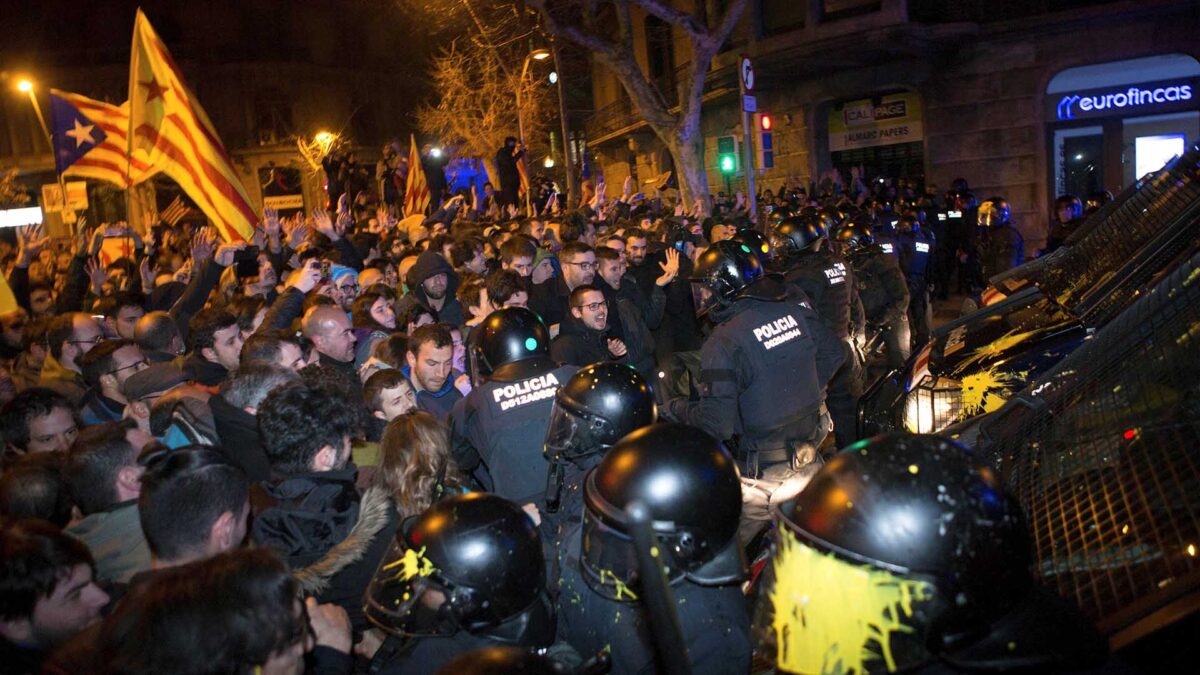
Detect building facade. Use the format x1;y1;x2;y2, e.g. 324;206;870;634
1;0;426;229
583;0;1200;249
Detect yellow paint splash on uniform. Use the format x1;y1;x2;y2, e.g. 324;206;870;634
768;529;933;674
959;367;1027;419
599;568;639;601
381;546;436;582
951;329;1039;375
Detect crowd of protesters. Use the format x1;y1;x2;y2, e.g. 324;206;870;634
0;138;1082;675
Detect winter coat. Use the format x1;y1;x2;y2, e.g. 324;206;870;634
36;354;86;405
550;313;618;368
209;395;271;483
252;469;399;633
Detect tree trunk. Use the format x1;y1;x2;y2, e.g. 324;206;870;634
663;129;710;215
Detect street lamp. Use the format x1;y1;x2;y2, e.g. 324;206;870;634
515;49;552;145
15;78;53;151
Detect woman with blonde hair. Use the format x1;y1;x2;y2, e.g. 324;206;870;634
375;410;467;518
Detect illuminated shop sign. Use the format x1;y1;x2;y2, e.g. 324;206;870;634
1052;78;1197;121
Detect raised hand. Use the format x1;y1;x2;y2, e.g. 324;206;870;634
283;215;309;250
310;209;339;241
286;259;322;293
84;258;108;295
139;256;155;291
262;206;281;238
190;228;216;264
16;224;49;266
656;247;680;287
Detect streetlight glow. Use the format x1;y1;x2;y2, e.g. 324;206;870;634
17;80;33;93
531;49;551;61
548;71;558;84
314;131;333;144
544;157;555;169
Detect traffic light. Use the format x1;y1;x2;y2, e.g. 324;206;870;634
756;113;774;170
717;135;738;174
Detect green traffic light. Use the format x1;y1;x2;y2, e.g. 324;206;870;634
719;154;735;173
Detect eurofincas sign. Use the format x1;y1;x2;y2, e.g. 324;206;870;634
1053;78;1197;121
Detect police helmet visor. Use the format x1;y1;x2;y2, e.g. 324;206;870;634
544;400;609;462
364;537;460;638
467;344;490;387
691;281;719;318
579;503;687;601
752;526;939;674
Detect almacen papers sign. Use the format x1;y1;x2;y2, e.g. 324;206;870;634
829;93;924;152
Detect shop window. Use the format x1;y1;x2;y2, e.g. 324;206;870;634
1053;127;1103;199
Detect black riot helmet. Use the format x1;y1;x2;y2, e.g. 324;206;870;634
1055;194;1083;223
728;227;775;265
1084;190;1113;216
365;493;553;643
580;423;745;600
977;196;1011;227
754;434;1106;674
688;239;765;316
468;307;554;384
832;216;874;254
897;209;920;235
772;215;826;257
544;362;658;464
768;206;794;225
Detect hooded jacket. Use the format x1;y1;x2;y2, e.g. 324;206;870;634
209;394;271;482
252;470;398;632
405;251;465;326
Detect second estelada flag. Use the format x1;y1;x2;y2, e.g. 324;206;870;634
127;9;255;242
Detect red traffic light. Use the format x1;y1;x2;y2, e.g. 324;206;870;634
759;114;772;131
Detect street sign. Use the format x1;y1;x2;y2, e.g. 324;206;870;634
740;55;755;93
742;95;757;113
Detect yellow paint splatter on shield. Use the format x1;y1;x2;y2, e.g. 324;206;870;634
959;367;1027;419
768;528;933;674
951;329;1039;376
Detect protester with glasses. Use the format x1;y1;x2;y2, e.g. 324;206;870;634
77;340;149;425
550;285;628;368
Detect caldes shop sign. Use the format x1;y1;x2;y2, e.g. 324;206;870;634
1052;78;1196;121
829;93;923;151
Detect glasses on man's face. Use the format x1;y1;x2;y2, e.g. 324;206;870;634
107;358;149;377
337;284;359;294
575;300;607;313
68;335;104;346
564;260;596;271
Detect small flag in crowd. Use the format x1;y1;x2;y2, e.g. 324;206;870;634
404;134;429;217
128;9;255;242
159;195;192;226
49;90;151;188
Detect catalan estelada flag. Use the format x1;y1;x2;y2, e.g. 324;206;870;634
49;90;151;188
403;134;429;218
128;9;255;242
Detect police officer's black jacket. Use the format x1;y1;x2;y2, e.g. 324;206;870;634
850;246;911;327
664;289;844;448
449;361;580;505
898;229;935;283
780;250;864;340
978;223;1025;280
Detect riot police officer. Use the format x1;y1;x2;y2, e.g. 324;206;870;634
897;209;935;346
364;493;554;674
664;240;844;479
728;227;775;268
835;220;911;371
542;362;657;545
977;196;1025;282
771;214;865;450
556;423;751;675
449;307;578;505
1047;194;1083;252
753;434;1108;673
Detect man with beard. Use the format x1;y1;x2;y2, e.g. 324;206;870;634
401;324;462;421
401;250;464;326
301;306;358;383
